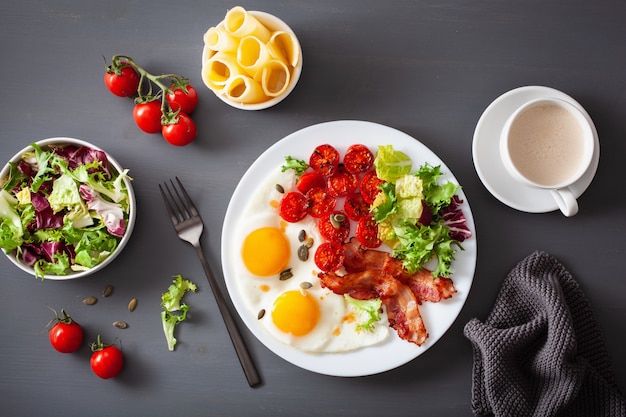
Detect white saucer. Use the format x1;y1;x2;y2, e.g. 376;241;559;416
472;85;600;213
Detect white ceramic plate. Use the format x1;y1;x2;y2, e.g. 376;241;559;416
221;120;476;376
472;86;600;213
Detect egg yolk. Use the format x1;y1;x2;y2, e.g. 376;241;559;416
272;290;320;336
242;227;290;276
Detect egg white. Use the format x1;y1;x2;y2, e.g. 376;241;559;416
232;169;389;353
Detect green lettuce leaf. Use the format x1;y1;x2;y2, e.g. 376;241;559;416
374;145;412;182
161;274;198;351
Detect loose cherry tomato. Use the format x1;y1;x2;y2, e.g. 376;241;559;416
90;336;124;379
305;186;336;218
360;170;386;204
296;171;326;194
356;215;382;248
318;211;350;243
48;309;83;354
343;144;374;174
327;164;358;197
166;84;198;114
133;100;162;133
162;113;197;146
344;192;371;221
104;64;140;97
309;144;340;177
279;191;309;222
314;241;345;272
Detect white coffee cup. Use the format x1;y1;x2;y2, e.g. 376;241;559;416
500;97;595;217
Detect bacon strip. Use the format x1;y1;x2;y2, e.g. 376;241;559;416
318;270;428;346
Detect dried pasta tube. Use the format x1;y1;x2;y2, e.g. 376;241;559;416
237;35;271;78
202;51;242;92
224;6;271;43
267;31;300;67
258;59;291;97
204;26;238;53
224;74;267;104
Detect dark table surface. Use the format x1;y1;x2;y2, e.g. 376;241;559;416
1;1;625;416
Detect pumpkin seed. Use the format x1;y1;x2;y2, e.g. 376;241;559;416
298;229;306;242
102;284;113;297
128;298;138;312
113;321;128;329
300;281;313;290
330;213;346;229
304;237;314;248
297;244;309;262
279;268;293;281
275;184;285;193
82;296;97;305
257;309;266;320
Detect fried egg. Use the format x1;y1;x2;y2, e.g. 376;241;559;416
232;168;388;353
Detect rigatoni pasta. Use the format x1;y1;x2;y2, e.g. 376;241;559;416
202;6;301;107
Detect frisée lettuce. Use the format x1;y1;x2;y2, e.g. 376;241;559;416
0;142;132;278
371;145;471;277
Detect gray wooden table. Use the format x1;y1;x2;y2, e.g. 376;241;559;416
1;1;625;416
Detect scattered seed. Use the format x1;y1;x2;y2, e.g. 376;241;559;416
257;309;266;320
279;268;293;281
298;229;306;242
113;321;128;329
330;213;346;229
128;298;138;312
275;184;285;193
297;244;309;262
102;285;113;298
304;237;314;248
82;296;97;305
300;281;313;290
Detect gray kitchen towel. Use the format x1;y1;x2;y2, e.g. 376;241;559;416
463;251;625;417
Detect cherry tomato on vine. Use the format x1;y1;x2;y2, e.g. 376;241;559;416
90;336;124;379
48;309;84;353
162;113;197;146
133;100;163;134
166;84;198;114
104;64;140;97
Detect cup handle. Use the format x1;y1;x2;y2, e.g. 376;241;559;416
550;188;579;217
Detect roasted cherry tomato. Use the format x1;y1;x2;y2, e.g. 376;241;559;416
48;309;84;354
327;164;358;197
356;215;382;248
166;84;198;114
314;241;346;272
162;113;197;146
360;170;386;204
90;336;124;379
104;64;140;97
309;144;340;177
344;192;371;221
279;191;309;222
318;211;350;243
296;171;326;194
343;144;374;174
133;100;162;133
305;186;336;218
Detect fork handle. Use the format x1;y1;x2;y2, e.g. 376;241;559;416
194;243;262;387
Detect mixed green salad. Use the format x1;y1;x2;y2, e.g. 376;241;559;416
0;142;132;278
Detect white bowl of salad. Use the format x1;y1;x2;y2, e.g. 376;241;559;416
0;137;136;280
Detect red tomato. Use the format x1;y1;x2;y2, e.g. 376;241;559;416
314;241;345;272
327;164;358;197
166;84;198;114
356;216;382;248
344;192;371;221
360;170;386;204
162;113;197;146
279;191;309;222
309;144;340;177
305;186;336;218
104;65;140;97
296;171;326;194
48;309;83;354
133;100;162;133
318;211;350;243
90;342;124;379
343;144;374;174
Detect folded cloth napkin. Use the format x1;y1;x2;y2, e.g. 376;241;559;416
464;251;625;417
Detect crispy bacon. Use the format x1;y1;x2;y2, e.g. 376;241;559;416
318;270;428;346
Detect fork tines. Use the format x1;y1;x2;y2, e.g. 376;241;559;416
159;177;199;224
